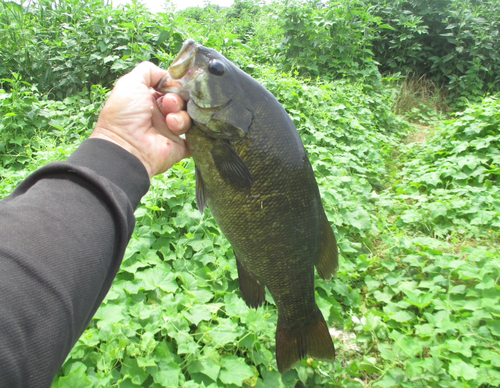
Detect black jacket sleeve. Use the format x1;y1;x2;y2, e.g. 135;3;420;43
0;138;150;387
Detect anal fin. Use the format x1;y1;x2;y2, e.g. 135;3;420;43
276;306;335;373
315;211;339;280
236;254;265;309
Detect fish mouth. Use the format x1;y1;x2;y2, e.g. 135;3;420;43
169;39;198;79
154;39;198;96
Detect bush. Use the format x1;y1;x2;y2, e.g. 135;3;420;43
371;0;500;103
0;73;107;168
0;0;184;98
278;0;381;83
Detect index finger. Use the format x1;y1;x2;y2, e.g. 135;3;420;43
126;61;168;89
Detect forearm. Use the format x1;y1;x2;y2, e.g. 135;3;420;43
0;139;149;387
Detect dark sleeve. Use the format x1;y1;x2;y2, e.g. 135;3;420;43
0;138;150;387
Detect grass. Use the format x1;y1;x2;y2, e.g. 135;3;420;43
391;74;449;126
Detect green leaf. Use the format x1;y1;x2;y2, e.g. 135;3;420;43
120;357;149;385
374;288;395;303
400;210;421;224
255;368;283;388
391;311;415;322
449;285;466;294
373;368;405;387
486;320;500;337
93;304;126;328
429;202;447;218
128;226;155;253
157;30;170;44
128;301;153;320
422;356;443;374
135;267;178;292
111;60;132;71
136;355;157;368
470;210;495;225
296;365;310;384
188;356;221;382
446;338;475;357
378;344;396;361
201;318;244;346
415;324;434;337
185;304;213;325
449;359;478;380
390;331;423;358
344;208;371;230
57;363;93;388
379;24;396;30
251;347;274;368
151;361;182;387
219;355;255;386
224;293;249;318
188;289;214;304
186;235;213;251
359;356;382;374
317;295;332;322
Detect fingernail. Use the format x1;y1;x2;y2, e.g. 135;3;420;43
175;114;183;128
157;96;164;107
166;93;181;110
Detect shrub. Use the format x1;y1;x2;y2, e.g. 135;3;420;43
371;0;500;103
0;0;184;98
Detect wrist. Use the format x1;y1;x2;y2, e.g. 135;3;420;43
68;138;151;209
90;127;154;179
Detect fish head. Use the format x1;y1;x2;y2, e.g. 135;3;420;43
155;39;253;139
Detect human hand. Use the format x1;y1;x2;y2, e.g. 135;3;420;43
91;61;191;178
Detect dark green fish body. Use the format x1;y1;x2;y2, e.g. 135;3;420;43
156;40;338;373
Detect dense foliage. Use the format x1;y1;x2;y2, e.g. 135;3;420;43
1;0;499;387
371;0;500;102
0;0;184;97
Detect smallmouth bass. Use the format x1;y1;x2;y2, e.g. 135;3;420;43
156;39;338;373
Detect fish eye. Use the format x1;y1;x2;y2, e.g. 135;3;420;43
208;59;225;76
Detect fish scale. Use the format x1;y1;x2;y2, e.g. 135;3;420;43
156;39;339;373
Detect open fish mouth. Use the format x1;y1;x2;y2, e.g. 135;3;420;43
154;39;198;97
169;39;198;79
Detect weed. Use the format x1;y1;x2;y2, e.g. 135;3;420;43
391;74;449;125
0;1;498;387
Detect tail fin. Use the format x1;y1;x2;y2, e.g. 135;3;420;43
275;307;335;373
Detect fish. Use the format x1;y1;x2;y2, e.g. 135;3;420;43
155;39;339;373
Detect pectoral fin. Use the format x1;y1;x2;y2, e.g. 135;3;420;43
195;165;207;214
211;141;253;190
315;211;339;280
236;254;265;309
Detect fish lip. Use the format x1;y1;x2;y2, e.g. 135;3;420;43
154;39;198;98
169;39;198;80
192;97;233;112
